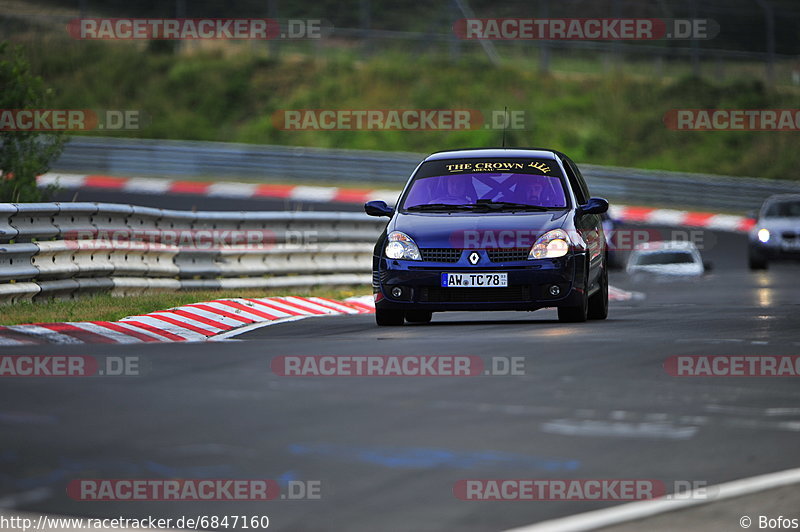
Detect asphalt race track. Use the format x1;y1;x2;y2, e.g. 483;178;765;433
2;192;799;531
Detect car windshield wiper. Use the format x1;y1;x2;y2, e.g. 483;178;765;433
470;200;553;211
404;203;476;211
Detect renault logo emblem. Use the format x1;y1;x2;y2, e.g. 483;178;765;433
468;252;480;265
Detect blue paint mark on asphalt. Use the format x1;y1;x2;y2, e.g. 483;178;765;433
277;471;298;486
287;443;580;472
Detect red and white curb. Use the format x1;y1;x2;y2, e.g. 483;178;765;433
0;296;375;346
0;289;639;346
503;466;800;532
607;205;755;233
38;173;399;205
39;173;755;233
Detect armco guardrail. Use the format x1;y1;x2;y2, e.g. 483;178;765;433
54;137;800;212
0;203;384;304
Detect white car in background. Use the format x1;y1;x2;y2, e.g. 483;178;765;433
748;194;800;270
626;241;706;277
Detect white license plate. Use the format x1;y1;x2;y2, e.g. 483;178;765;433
781;240;800;250
441;272;508;288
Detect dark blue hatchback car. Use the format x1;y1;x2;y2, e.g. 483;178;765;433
364;148;609;326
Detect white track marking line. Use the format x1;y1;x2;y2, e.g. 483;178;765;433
503;466;800;532
540;419;698;440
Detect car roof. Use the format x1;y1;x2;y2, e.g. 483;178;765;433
634;240;699;252
764;194;800;203
424;148;560;161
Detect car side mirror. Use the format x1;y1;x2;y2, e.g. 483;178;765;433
364;200;394;218
577;197;609;216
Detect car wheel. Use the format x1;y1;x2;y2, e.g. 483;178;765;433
588;267;609;320
376;308;405;326
748;250;768;270
405;310;432;324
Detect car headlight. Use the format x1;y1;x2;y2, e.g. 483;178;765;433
385;231;421;260
529;229;571;259
757;228;770;243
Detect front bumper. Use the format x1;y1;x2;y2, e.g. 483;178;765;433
373;251;587;312
749;241;800;261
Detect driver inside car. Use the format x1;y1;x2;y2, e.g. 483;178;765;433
429;176;477;204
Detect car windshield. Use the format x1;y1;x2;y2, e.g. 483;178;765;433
402;172;568;210
764;200;800;218
636;251;696;265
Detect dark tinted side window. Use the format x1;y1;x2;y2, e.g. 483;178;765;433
568;159;592;201
559;156;589;204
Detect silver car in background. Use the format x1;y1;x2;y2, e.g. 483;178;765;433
626;241;706;277
748;194;800;270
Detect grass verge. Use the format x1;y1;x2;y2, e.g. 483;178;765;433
7;37;800;181
0;285;371;326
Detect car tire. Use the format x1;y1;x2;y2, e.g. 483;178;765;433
588;267;609;320
405;310;432;324
376;308;405;326
748;250;768;271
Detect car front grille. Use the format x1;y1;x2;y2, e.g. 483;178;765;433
419;248;462;263
486;248;530;262
419;248;530;263
419;286;531;303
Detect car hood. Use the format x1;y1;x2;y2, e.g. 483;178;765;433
627;263;704;276
755;217;800;233
388;210;569;248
